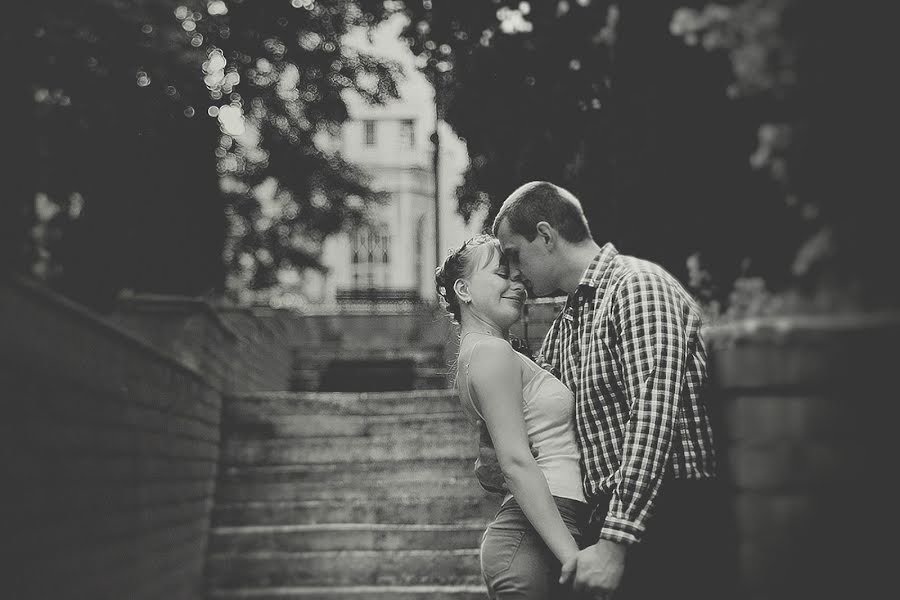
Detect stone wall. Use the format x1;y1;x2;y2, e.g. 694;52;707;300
109;296;299;393
512;298;894;599
1;279;222;600
706;314;891;600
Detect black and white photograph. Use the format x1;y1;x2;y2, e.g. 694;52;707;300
1;1;895;599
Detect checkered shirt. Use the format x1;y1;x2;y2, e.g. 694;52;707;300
538;243;717;545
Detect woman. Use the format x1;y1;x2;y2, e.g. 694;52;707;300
435;234;587;599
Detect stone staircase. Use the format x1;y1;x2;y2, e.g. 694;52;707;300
205;390;496;599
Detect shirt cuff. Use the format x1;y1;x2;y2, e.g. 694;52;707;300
598;514;644;545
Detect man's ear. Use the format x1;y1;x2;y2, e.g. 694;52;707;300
454;278;471;304
535;221;556;249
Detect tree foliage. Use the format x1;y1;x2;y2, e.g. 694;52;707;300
1;0;402;309
3;0;219;308
401;0;898;313
205;0;402;294
401;0;617;226
401;0;771;299
672;0;898;312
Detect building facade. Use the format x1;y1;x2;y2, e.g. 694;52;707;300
300;18;482;308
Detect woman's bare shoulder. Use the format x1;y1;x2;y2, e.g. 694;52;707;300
468;337;517;366
468;338;521;387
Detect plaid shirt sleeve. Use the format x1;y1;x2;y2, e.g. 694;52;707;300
599;271;690;545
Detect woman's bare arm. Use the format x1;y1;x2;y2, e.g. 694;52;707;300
468;337;579;564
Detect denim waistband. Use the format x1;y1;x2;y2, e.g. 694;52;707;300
492;496;590;536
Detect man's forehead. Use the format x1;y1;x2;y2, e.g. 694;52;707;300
496;220;520;249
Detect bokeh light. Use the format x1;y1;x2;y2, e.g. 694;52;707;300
207;1;228;16
218;104;246;136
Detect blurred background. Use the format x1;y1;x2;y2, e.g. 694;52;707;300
1;1;896;599
3;0;897;314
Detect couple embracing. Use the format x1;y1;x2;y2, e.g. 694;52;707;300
435;182;725;599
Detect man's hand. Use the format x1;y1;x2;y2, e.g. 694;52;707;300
473;420;538;495
559;539;627;599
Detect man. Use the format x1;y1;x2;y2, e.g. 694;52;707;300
482;181;723;599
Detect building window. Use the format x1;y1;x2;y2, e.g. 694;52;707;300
363;120;376;147
400;119;415;149
350;223;390;289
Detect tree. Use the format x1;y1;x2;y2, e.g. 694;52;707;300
402;0;897;312
401;0;769;298
1;0;402;309
672;0;899;312
401;0;616;226
1;1;224;309
202;0;402;295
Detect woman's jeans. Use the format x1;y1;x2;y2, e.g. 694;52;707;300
480;496;588;599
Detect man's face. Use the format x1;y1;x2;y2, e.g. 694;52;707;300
496;218;556;297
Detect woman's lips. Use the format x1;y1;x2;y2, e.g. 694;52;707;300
503;293;526;303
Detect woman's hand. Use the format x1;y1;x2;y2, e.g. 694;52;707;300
559;539;627;598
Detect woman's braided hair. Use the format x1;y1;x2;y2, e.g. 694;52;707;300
434;234;498;324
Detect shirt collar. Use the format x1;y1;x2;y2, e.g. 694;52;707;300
576;242;618;291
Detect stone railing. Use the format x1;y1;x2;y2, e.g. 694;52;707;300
705;313;893;599
1;278;223;600
109;294;299;393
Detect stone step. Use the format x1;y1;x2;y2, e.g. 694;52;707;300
214;475;487;503
215;460;488;504
290;349;450;392
221;458;477;484
224;411;468;438
212;494;498;526
209;523;484;553
208;584;486;600
291;368;452;392
289;371;323;393
222;432;478;466
206;549;482;588
412;367;453;390
226;391;462;418
293;345;446;364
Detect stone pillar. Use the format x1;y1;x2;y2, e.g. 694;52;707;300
706;314;896;600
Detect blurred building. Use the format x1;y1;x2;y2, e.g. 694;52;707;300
297;16;482;309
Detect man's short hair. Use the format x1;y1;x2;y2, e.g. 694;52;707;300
492;181;592;243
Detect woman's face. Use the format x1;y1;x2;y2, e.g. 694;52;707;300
464;244;528;329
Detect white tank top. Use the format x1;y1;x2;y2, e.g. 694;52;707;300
461;338;586;505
